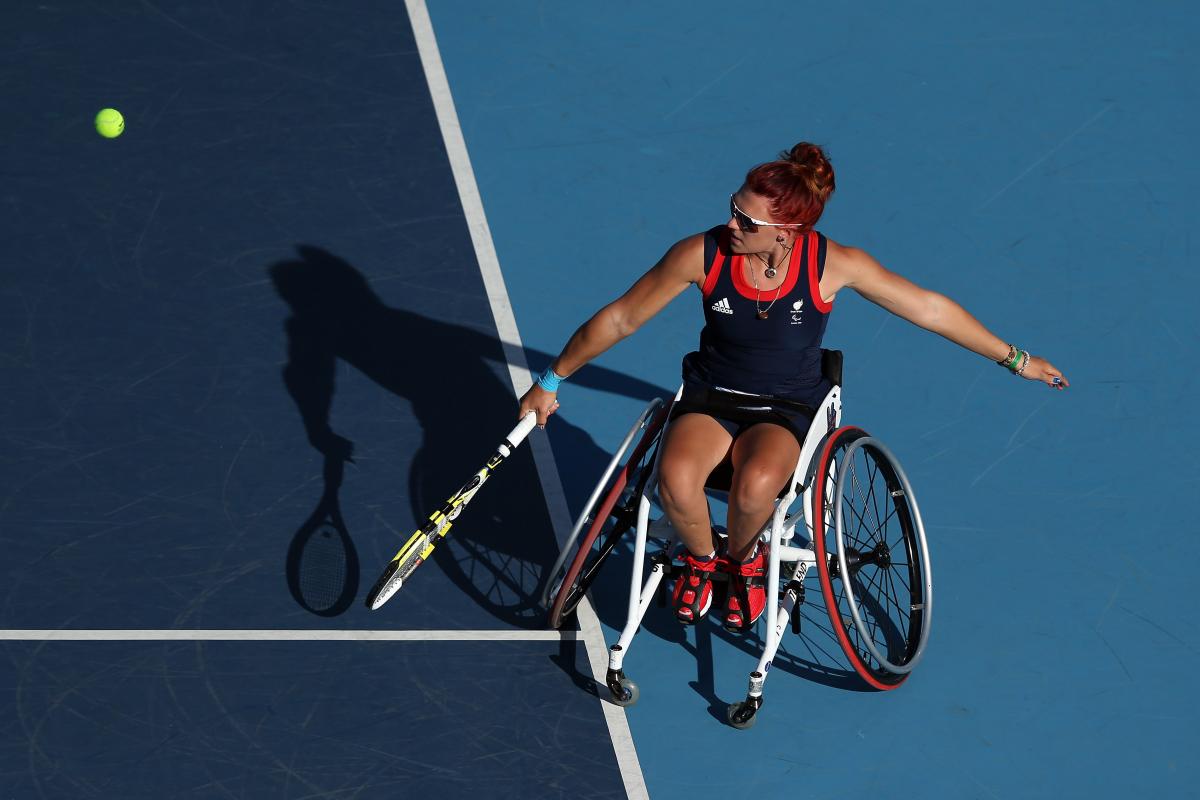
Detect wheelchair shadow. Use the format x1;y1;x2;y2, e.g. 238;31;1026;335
549;635;603;699
270;245;668;626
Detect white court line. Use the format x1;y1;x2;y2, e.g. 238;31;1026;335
402;3;648;799
0;630;576;642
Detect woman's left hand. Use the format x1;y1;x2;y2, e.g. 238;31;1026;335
1021;355;1069;390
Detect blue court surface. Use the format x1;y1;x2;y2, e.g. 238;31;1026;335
2;2;1197;798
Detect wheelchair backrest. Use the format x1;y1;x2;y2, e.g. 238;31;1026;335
822;348;843;388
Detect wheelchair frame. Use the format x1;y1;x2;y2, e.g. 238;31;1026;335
544;351;934;728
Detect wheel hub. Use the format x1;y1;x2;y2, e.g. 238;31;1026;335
871;541;892;569
830;542;893;578
829;546;862;579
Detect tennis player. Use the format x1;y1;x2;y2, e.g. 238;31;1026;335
520;142;1068;631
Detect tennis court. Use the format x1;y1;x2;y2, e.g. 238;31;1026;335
2;2;1197;798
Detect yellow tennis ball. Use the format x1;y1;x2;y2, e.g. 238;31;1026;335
94;108;124;138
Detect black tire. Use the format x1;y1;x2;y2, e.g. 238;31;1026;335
609;676;639;707
811;426;931;689
546;405;668;629
726;699;759;730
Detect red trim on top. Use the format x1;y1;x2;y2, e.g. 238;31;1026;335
728;238;803;301
729;254;751;298
808;232;832;313
701;231;726;297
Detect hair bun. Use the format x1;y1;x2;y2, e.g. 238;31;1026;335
781;142;835;199
743;141;836;228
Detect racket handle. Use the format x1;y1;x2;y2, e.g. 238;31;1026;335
504;411;538;450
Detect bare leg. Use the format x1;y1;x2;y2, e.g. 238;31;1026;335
726;423;800;561
657;413;732;557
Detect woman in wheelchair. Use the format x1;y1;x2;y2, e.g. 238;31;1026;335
519;141;1068;633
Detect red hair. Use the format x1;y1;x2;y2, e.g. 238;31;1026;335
744;142;836;228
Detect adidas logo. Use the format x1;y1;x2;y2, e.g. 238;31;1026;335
710;297;733;314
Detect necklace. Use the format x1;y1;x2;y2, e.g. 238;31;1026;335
749;257;787;320
754;243;791;279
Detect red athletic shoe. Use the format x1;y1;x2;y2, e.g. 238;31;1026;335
724;544;768;631
672;552;718;624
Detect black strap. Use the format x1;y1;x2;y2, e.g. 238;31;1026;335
670;384;814;441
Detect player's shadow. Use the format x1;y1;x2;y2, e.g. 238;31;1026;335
270;245;668;625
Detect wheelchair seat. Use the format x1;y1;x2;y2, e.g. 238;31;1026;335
699;349;843;496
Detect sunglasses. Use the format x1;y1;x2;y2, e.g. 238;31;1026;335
729;194;800;232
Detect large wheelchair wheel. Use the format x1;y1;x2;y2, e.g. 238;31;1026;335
545;400;669;629
811;426;933;690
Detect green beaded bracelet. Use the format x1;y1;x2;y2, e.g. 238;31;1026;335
1015;351;1031;376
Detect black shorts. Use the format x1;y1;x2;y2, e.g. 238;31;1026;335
667;379;816;446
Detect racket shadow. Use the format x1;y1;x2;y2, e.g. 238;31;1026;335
284;452;360;617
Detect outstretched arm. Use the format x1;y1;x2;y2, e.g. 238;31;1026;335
519;234;707;425
827;243;1069;390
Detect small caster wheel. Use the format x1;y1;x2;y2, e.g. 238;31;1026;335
726;697;761;730
609;676;639;707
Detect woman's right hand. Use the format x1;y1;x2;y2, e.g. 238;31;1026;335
519;384;561;429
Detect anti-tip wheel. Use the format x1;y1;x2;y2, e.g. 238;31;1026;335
609;676;639;707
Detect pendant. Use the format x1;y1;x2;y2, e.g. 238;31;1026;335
764;267;777;279
756;310;769;320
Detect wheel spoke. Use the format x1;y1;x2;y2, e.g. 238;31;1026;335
853;450;882;538
858;588;883;650
839;485;875;548
795;610;851;665
881;564;902;611
839;484;894;561
881;569;907;643
845;456;885;550
860;570;901;648
879;503;899;542
852;572;905;664
859;563;891;606
847;459;871;533
865;451;885;544
887;560;912;595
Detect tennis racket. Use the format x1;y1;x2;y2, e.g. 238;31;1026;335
365;411;538;611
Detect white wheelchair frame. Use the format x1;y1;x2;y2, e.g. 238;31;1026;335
545;360;934;728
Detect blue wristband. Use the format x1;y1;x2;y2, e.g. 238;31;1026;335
537;367;565;393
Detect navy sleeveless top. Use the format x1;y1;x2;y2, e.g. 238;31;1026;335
682;226;833;406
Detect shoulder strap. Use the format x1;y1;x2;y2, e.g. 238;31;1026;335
816;232;827;280
701;226;727;297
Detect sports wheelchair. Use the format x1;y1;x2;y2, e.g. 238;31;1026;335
542;350;934;729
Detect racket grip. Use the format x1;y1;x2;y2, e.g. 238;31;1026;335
504;411;538;450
